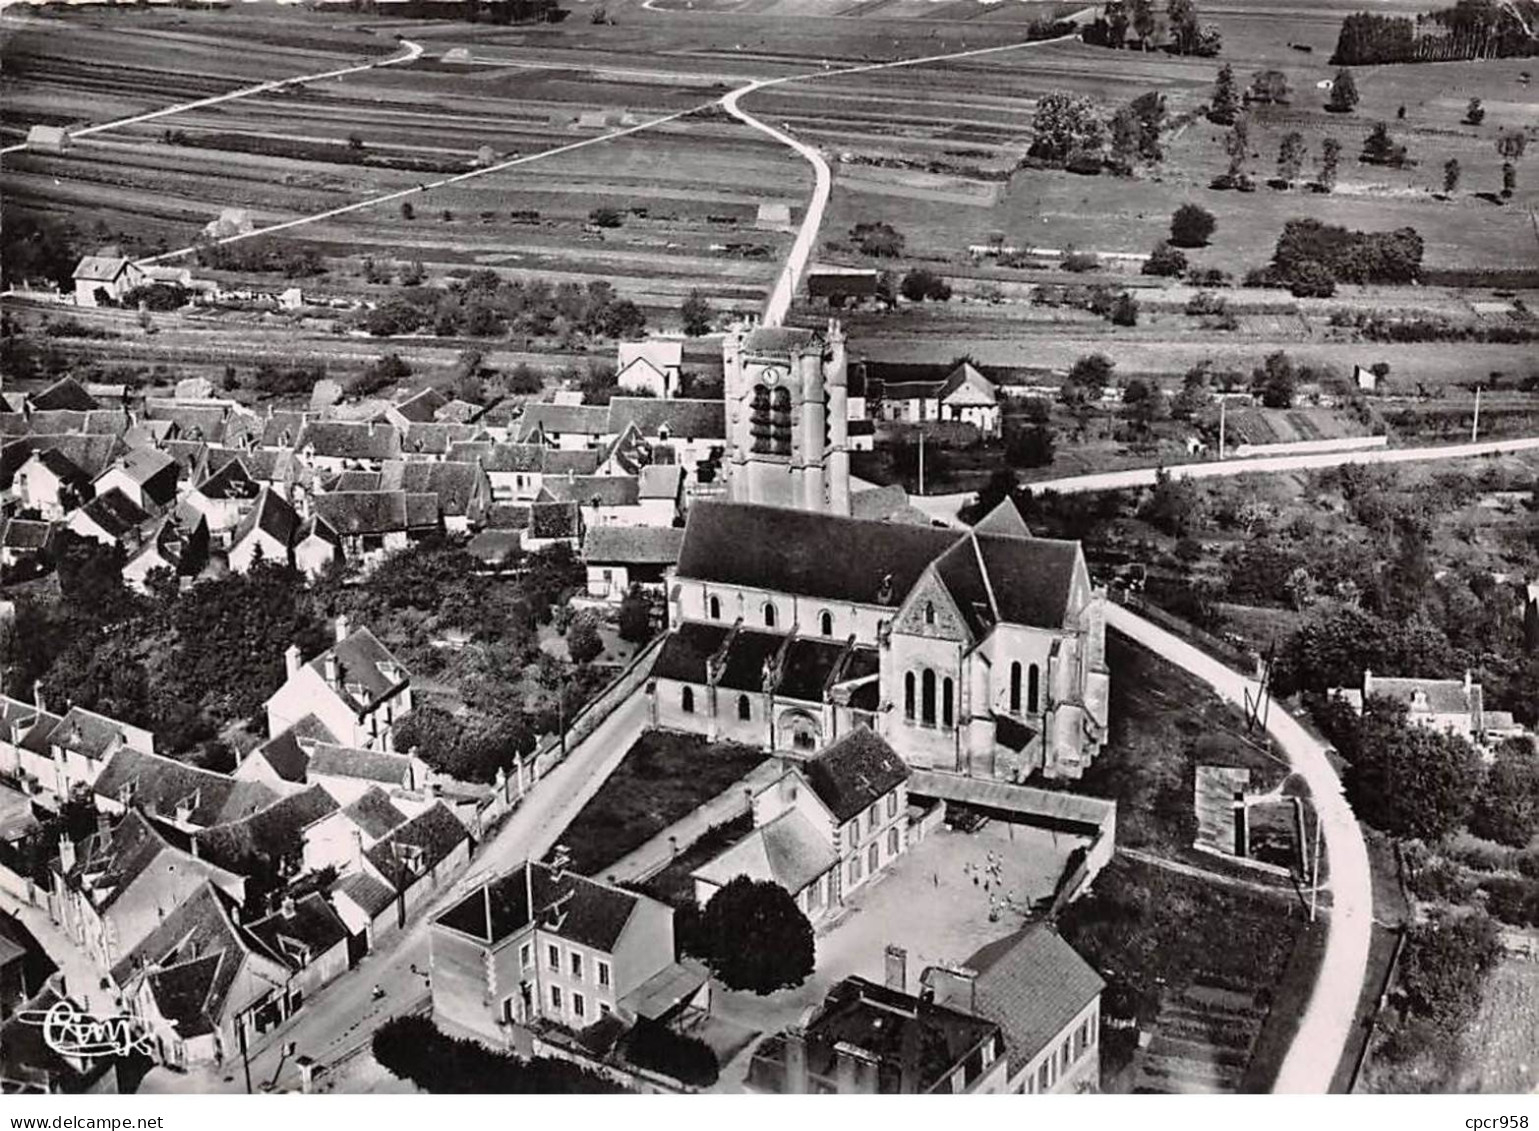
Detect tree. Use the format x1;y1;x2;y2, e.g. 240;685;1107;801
1443;157;1462;194
1497;131;1528;162
1361;121;1407;167
1288;259;1337;298
1140;468;1202;537
566;613;603;665
1502;161;1517;198
1221;117;1251;182
1168;0;1201;53
680;289;714;336
1061;353;1115;404
1210;64;1240;125
588;206;624;229
1318;136;1343;191
1253;350;1298;407
1108;106;1139;173
400;201;415;221
1142;240;1188;276
1396;913;1502;1030
1129;90;1166;162
623;1022;719;1087
849;221;906;258
1005;423;1055;468
599;299;647;340
695;876;814;994
899;268;952;302
372;1016;626;1094
1342;696;1483;841
617;587;654;644
1471;741;1539;846
1030;91;1105;163
1129;0;1155;46
1249;69;1291;105
399;260;426;287
1276;131;1307;184
1170;203;1217;247
1109;291;1139;326
1465;97;1486;125
1327;68;1360;113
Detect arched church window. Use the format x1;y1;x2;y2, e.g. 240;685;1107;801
764;602;777;628
904;672;915;720
1028;664;1041;714
1010;662;1022;714
681;686;695;714
942;678;954;728
921;670;936;726
820;610;833;636
924;601;935;625
708;595;721;620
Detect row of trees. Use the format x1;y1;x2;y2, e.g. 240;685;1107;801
363;271;646;341
1332;1;1539;64
1028;89;1170;176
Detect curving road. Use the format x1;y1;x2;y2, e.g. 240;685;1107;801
0;39;425;159
720;33;1077;327
1106;603;1371;1094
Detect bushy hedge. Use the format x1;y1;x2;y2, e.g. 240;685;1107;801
622;1021;719;1087
372;1015;626;1094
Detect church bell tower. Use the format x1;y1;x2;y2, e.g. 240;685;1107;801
722;319;850;516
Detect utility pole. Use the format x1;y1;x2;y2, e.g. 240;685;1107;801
237;1010;254;1095
1308;806;1324;923
1218;397;1226;460
1472;385;1482;443
918;428;926;496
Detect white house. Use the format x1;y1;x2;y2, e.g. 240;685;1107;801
582;525;684;602
13;449;91;519
616;339;685;399
877;362;1001;437
265;617;414;753
72;256;143;307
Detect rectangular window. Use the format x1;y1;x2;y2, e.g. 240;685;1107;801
573;992;585;1019
570;951;583;980
848;856;861;885
550;985;562;1011
519;943;531;970
547;944;560;970
868;803;879;831
848;821;859;845
887;827;900;856
598;961;610;988
808;879;823;910
887;792;897;818
868;843;879;873
599;1002;612;1017
1038;1063;1049;1091
1061;1039;1071;1074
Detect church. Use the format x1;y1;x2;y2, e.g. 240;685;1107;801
644;320;1111;782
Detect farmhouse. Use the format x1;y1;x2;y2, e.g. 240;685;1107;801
72;255;143;308
65;489;149;549
121;504;209;595
806;267;880;307
1331;668;1509;756
13;448;92;520
0;517;54;576
873;362;1001;437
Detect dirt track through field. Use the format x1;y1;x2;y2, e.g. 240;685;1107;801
0;37;424;158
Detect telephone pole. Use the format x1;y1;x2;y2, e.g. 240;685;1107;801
1472;385;1482;443
917;428;926;496
1218;397;1226;459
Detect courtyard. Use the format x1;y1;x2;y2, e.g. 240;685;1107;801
710;816;1086;1087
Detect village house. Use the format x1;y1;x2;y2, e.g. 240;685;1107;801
189;786;341;892
0;696;62;794
872;362;1001;438
583;525;685;602
121;504;209;595
615;339;685;399
746;974;1008;1094
691;728;909;921
308;490;440;568
664;499;1110;780
380;459;491;533
297;786;410;876
184;457;262;544
246;893;351;1004
265;617;414;753
65;488;149;550
636;463;685;526
92;747;275;833
229;487;341;579
93;448;179;514
538;474;642;527
111;883;292;1070
295;421;403;473
1331;668;1507;757
344;803;470;940
805;267;881;309
0;517;55;578
962;925;1104;1094
12;449;92;519
302;743;429;807
607;398;726;482
48;810;247;973
514;404;613;451
23;707;156;807
445;442;599;502
430;858;704;1047
72;256;144;308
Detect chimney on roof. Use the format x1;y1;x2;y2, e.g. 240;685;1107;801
281;895;296;920
833;1042;879;1094
1465;669;1474;699
33;680;45;714
1362;668;1373;696
876;573;894;606
782;1028;809;1094
884;945;907;993
324;652;339;688
335;614;350;644
923;964;979;1016
58;834;76;875
285;644;302;681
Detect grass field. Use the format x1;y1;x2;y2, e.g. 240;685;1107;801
557;729;766;875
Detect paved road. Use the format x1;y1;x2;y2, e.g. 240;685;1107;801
144;689;654;1093
909;434;1539;526
0;40;424;159
1106;603;1371;1095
